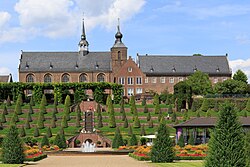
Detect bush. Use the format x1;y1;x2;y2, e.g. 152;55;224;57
129;134;138;146
46;127;52;138
140;125;146;136
29;96;35;106
1;112;6;123
29;104;34;114
41;135;49;147
64;95;71;121
133;116;141;128
3;105;8;115
148;119;153;128
41;94;47;106
147;112;151;121
128;125;133;136
51;117;56;128
153;94;160;114
14;100;22;115
123;117;128;128
168;104;173;114
39;98;47;114
112;127;124;148
33;126;40;137
19;126;26;137
25;119;31;129
6;95;11;106
61;115;68;128
177;133;185;147
2;125;25;164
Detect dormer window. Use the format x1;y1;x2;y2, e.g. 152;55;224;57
49;62;53;69
95;62;99;70
216;67;220;72
150;66;154;72
193;66;197;72
75;62;79;69
128;67;132;72
172;66;176;72
25;62;29;69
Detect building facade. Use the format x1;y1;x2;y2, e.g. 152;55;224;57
19;19;232;97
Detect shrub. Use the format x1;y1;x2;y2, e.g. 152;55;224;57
129;95;136;114
168;104;173;114
54;93;58;106
140;137;146;145
26;112;32;122
37;112;45;129
153;94;160;114
141;98;146;106
41;94;47;106
14;100;22;115
172;112;177;122
107;95;116;128
29;104;34;114
33;126;40;137
97;113;103;128
17;94;23;106
3;105;8;115
41;135;49;147
112;127;124;148
29;96;35;106
2;125;25;164
245;98;250;112
39;98;47;114
188;133;195;145
123;117;128;128
147;112;151;121
133;116;141;128
129;134;138;146
143;104;148;113
64;95;71;121
148;119;153;128
1;112;6;123
120;99;125;113
128;125;133;136
19;126;26;137
6;95;11;106
46;127;52;138
177;133;185;147
51;117;56;128
25;119;31;129
200;99;209;112
140;125;146;136
61;115;68;128
245;131;250;166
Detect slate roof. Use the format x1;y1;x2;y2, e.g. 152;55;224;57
19;51;112;72
0;74;12;82
174;117;250;128
138;55;231;76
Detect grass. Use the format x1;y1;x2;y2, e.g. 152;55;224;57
0;164;24;167
151;161;204;167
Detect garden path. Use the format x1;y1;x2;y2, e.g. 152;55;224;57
26;155;152;167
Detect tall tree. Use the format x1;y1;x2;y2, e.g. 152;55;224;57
151;123;175;163
187;71;213;95
112;127;124;148
214;79;247;95
39;97;47;114
245;98;250;112
233;69;248;84
6;95;11;106
205;102;246;167
129;134;138;146
41;94;47;106
64;95;71;121
245;131;250;167
129;95;136;114
14;100;22;115
153;94;160;114
29;96;35;106
2;125;25;164
3;105;8;115
46;127;52;138
107;95;116;128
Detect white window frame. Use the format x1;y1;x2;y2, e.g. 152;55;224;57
119;77;125;85
223;77;227;81
160;77;165;83
128;67;132;72
127;77;134;85
178;77;183;82
169;77;174;84
136;77;142;85
152;77;156;83
127;88;134;96
136;88;143;94
145;77;148;83
214;78;218;83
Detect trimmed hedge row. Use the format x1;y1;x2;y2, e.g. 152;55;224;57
24;154;47;162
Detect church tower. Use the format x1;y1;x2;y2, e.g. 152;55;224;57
111;19;128;73
79;18;89;56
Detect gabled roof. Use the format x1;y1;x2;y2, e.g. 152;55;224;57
138;55;231;76
19;51;112;72
0;74;13;82
174;117;250;128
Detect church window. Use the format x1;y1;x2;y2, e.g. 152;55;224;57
62;74;70;83
44;74;52;83
26;74;34;83
79;74;87;82
97;73;105;82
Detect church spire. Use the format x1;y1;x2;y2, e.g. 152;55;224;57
79;16;89;54
113;18;126;48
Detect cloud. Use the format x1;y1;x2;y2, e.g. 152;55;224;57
229;59;250;83
0;67;11;75
0;0;145;43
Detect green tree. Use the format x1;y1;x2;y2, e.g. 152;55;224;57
64;95;71;121
168;104;173;114
29;96;35;106
60;133;67;149
196;110;201;117
61;115;68;128
52;109;57;121
245;98;250;112
187;71;213;95
54;93;58;106
53;104;58;114
151;123;175;163
17;94;23;106
19;126;26;137
107;95;116;128
25;119;31;129
39;97;47;114
51;117;56;128
148;119;153;128
233;69;248;84
214;79;247;94
177;133;185;147
147;112;151;121
106;95;112;113
14;100;22;115
53;133;62;148
112;127;124;148
153;94;160;114
2;125;25;164
128;125;133;136
6;95;11;106
141;97;146;106
3;105;8;115
129;95;136;114
129;134;138;146
200;99;209;112
143;104;148;113
245;131;250;167
33;126;40;137
26;112;32;122
140;125;146;136
121;107;126;121
29;104;34;114
172;112;177;122
97;112;103;128
133;116;141;128
1;112;6;123
123;117;128;128
59;127;65;135
205;102;246;167
11;112;19;124
41;94;47;106
120;99;125;113
41;135;49;147
206;109;212;117
37;111;45;129
188;132;195;145
46;127;52;138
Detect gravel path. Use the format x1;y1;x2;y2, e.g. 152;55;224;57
26;155;152;167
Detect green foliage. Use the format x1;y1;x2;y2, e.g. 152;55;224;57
177;133;185;147
107;95;116;128
112;127;124;148
200;98;209;112
245;98;250;112
196;110;201;117
52;109;57;121
143;104;148;113
53;104;58;114
46;127;52;138
214;79;247;94
54;93;58;106
60;133;67;149
233;69;248;84
26;112;32;122
29;96;35;106
2;125;25;164
51;117;56;128
133;116;141;128
3;105;8;115
153;94;160;114
64;95;71;121
172;112;177;122
37;111;45;129
151;123;175;163
120;99;125;113
33;126;40;137
17;94;23;106
205;102;246;167
53;134;62;148
19;126;26;137
123;117;128;128
29;104;34;114
148;119;153;128
97;112;103;128
39;98;47;114
41;94;47;106
191;100;202;112
61;115;68;128
183;110;189;121
93;87;104;104
130;96;137;116
245;131;250;167
214;100;219;112
121;106;126;121
1;112;6;123
187;71;213;95
59;127;65;135
168;104;173;114
140;125;146;136
14;100;22;115
188;132;195;145
6;95;11;106
11;112;19;124
206;109;212;117
41;135;49;147
147;112;151;121
25;119;31;129
174;81;192;111
141;98;146;106
128;125;133;136
129;134;138;146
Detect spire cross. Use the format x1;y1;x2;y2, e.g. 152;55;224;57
117;18;120;32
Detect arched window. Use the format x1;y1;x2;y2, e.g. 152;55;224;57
26;74;34;82
79;74;87;82
61;73;70;83
44;74;52;83
118;51;121;62
97;73;105;82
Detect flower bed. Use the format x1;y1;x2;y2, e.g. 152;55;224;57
23;145;47;161
42;145;60;152
129;152;151;161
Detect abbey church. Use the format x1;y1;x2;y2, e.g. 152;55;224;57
18;19;232;97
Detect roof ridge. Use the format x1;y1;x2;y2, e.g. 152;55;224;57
138;55;227;57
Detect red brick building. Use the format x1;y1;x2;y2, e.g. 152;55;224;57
19;19;231;97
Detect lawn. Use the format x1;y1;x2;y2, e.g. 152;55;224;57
152;161;204;167
0;164;24;167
